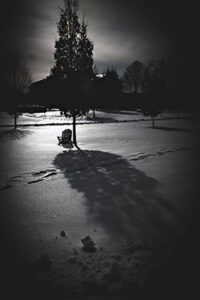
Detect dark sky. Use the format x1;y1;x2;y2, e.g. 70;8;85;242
0;0;195;81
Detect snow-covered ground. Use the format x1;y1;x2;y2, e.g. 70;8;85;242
0;109;198;127
0;114;200;299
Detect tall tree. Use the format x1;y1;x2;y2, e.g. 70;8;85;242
51;0;81;78
141;59;168;97
140;59;166;126
51;0;94;80
51;0;94;147
142;60;159;96
78;19;94;78
0;55;31;128
123;60;144;93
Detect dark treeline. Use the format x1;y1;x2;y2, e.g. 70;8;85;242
0;57;193;112
0;78;190;112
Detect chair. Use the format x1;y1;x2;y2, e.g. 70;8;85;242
57;129;72;145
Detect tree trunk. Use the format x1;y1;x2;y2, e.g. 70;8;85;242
134;81;138;94
152;116;155;127
72;114;77;146
14;112;17;129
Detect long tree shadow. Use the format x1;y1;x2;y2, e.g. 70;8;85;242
0;129;32;141
53;150;175;242
85;115;116;122
100;109;139;116
148;126;194;132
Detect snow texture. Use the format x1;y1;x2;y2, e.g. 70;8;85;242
0;110;200;299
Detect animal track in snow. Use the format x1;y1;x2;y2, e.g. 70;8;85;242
0;168;58;190
128;145;200;162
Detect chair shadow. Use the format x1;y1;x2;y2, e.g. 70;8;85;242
61;143;74;149
53;150;175;242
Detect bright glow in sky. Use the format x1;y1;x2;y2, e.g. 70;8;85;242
2;0;184;82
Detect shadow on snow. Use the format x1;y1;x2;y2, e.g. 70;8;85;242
85;115;116;123
0;129;32;141
147;126;194;132
53;150;175;242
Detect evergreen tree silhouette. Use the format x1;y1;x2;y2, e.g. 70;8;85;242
51;0;80;78
50;1;94;147
78;18;94;78
51;0;94;80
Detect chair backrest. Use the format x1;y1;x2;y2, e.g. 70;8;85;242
62;129;71;140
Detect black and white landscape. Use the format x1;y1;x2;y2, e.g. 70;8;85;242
1;110;200;299
0;1;199;300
